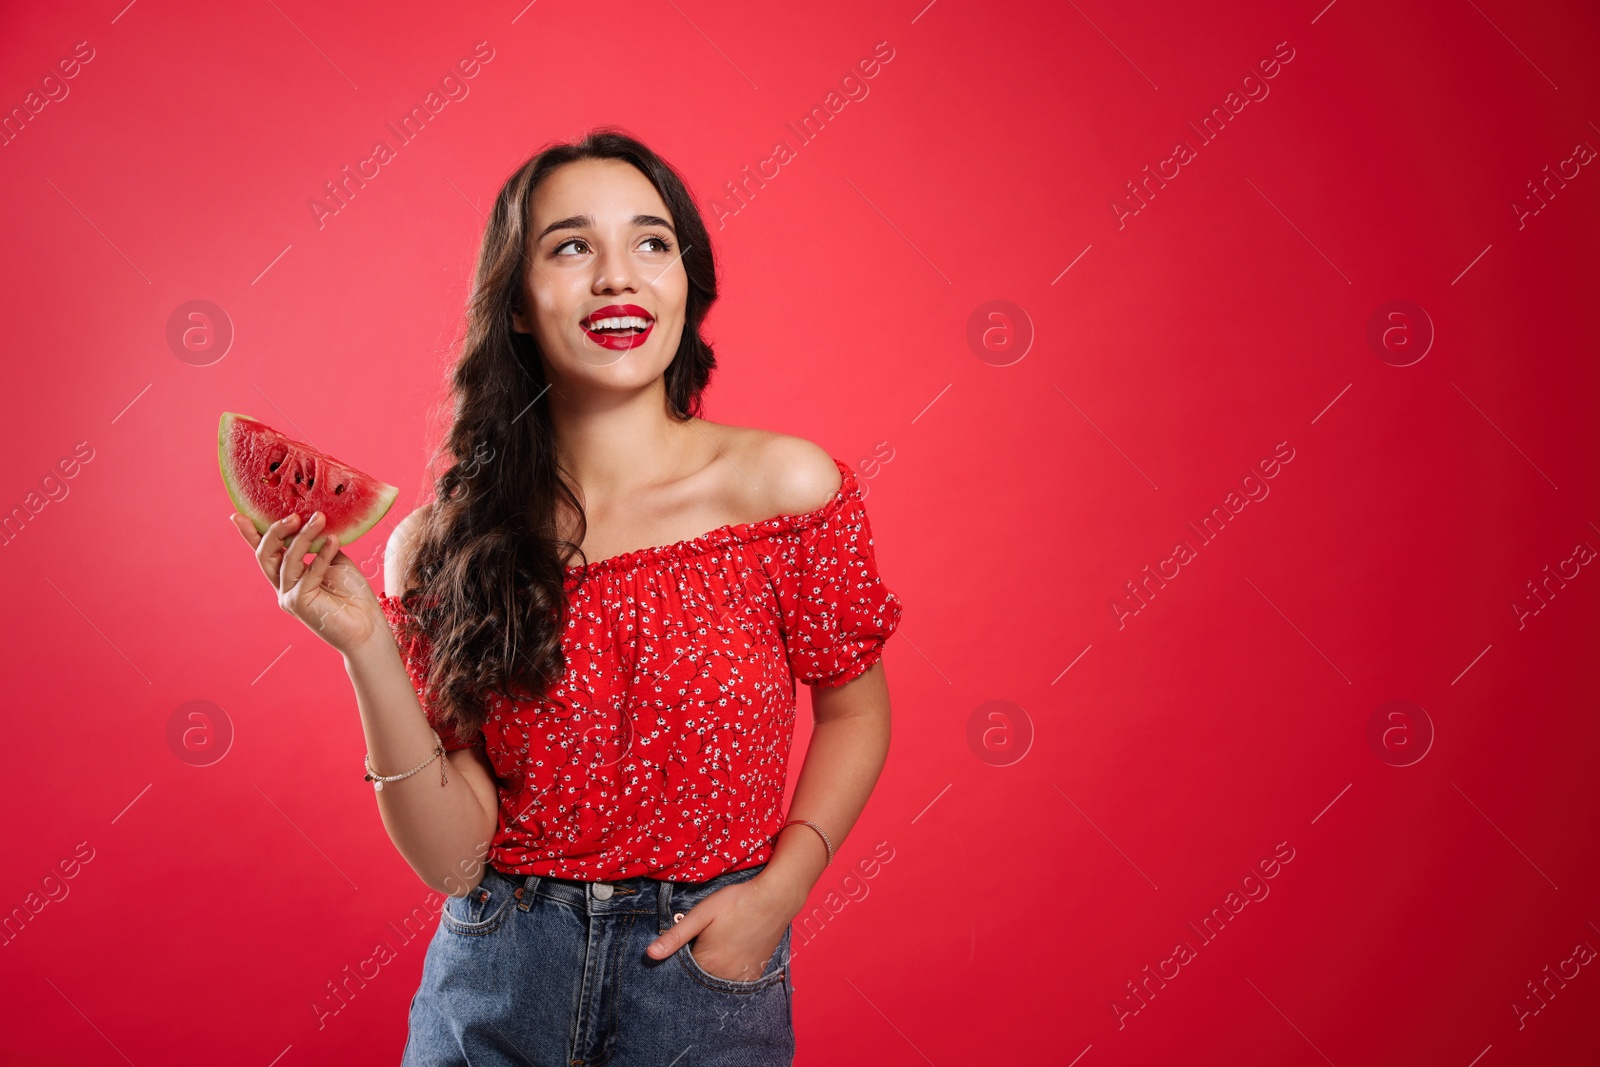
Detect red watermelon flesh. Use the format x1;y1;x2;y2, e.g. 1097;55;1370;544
219;411;399;555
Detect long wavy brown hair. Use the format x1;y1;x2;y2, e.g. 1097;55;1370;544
389;128;720;744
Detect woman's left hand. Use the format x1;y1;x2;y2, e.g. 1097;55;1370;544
645;875;795;982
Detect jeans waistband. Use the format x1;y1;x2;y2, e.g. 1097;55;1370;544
483;862;769;930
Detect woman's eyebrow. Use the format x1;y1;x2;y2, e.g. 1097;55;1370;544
536;214;676;242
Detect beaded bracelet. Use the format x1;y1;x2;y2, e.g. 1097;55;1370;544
776;817;835;866
364;730;448;790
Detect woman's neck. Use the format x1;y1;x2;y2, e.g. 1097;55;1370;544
547;385;709;505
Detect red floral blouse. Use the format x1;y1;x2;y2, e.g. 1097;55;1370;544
376;457;902;883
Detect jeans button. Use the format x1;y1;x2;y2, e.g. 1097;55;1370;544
592;882;614;900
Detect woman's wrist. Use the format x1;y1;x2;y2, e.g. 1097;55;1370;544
755;822;832;918
752;867;813;921
342;621;399;672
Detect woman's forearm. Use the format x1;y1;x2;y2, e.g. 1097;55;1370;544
343;631;498;896
758;664;893;916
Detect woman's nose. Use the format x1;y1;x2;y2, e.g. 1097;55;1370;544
592;244;639;294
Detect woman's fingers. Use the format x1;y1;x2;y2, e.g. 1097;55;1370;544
237;510;371;652
295;531;337;593
278;512;324;594
230;513;262;549
292;532;342;634
254;512;296;578
646;905;706;958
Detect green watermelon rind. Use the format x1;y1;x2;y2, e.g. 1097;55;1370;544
218;411;400;555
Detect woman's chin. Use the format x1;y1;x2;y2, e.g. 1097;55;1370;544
555;352;676;389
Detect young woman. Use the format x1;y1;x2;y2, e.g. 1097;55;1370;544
230;128;902;1065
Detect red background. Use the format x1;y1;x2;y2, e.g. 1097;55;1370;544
2;0;1598;1063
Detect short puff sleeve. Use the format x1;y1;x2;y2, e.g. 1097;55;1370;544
376;592;481;752
772;477;903;688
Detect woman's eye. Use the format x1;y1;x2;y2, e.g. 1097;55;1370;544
552;236;670;255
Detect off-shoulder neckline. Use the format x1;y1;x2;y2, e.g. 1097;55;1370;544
564;456;857;578
376;456;859;595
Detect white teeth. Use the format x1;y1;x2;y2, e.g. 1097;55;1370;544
585;315;652;331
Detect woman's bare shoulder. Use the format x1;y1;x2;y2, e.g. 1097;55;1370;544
703;421;843;519
383;502;433;598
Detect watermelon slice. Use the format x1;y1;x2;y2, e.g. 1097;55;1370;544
218;411;399;555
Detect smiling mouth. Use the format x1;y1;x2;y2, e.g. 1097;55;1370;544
582;314;653;336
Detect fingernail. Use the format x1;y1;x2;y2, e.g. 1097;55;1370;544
310;511;323;525
648;943;663;957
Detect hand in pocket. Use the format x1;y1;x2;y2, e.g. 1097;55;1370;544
647;876;791;982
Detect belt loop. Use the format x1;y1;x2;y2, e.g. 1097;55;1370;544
657;878;674;932
516;873;541;912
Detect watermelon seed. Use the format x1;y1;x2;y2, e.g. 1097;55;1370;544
334;484;345;494
307;477;315;488
269;460;280;472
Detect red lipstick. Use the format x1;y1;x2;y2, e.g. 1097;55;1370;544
581;303;654;352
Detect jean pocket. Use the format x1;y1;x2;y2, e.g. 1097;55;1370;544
440;870;517;937
679;924;790;993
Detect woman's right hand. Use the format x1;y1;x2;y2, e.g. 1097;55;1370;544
231;510;387;657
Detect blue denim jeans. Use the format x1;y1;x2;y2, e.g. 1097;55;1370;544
401;861;796;1066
